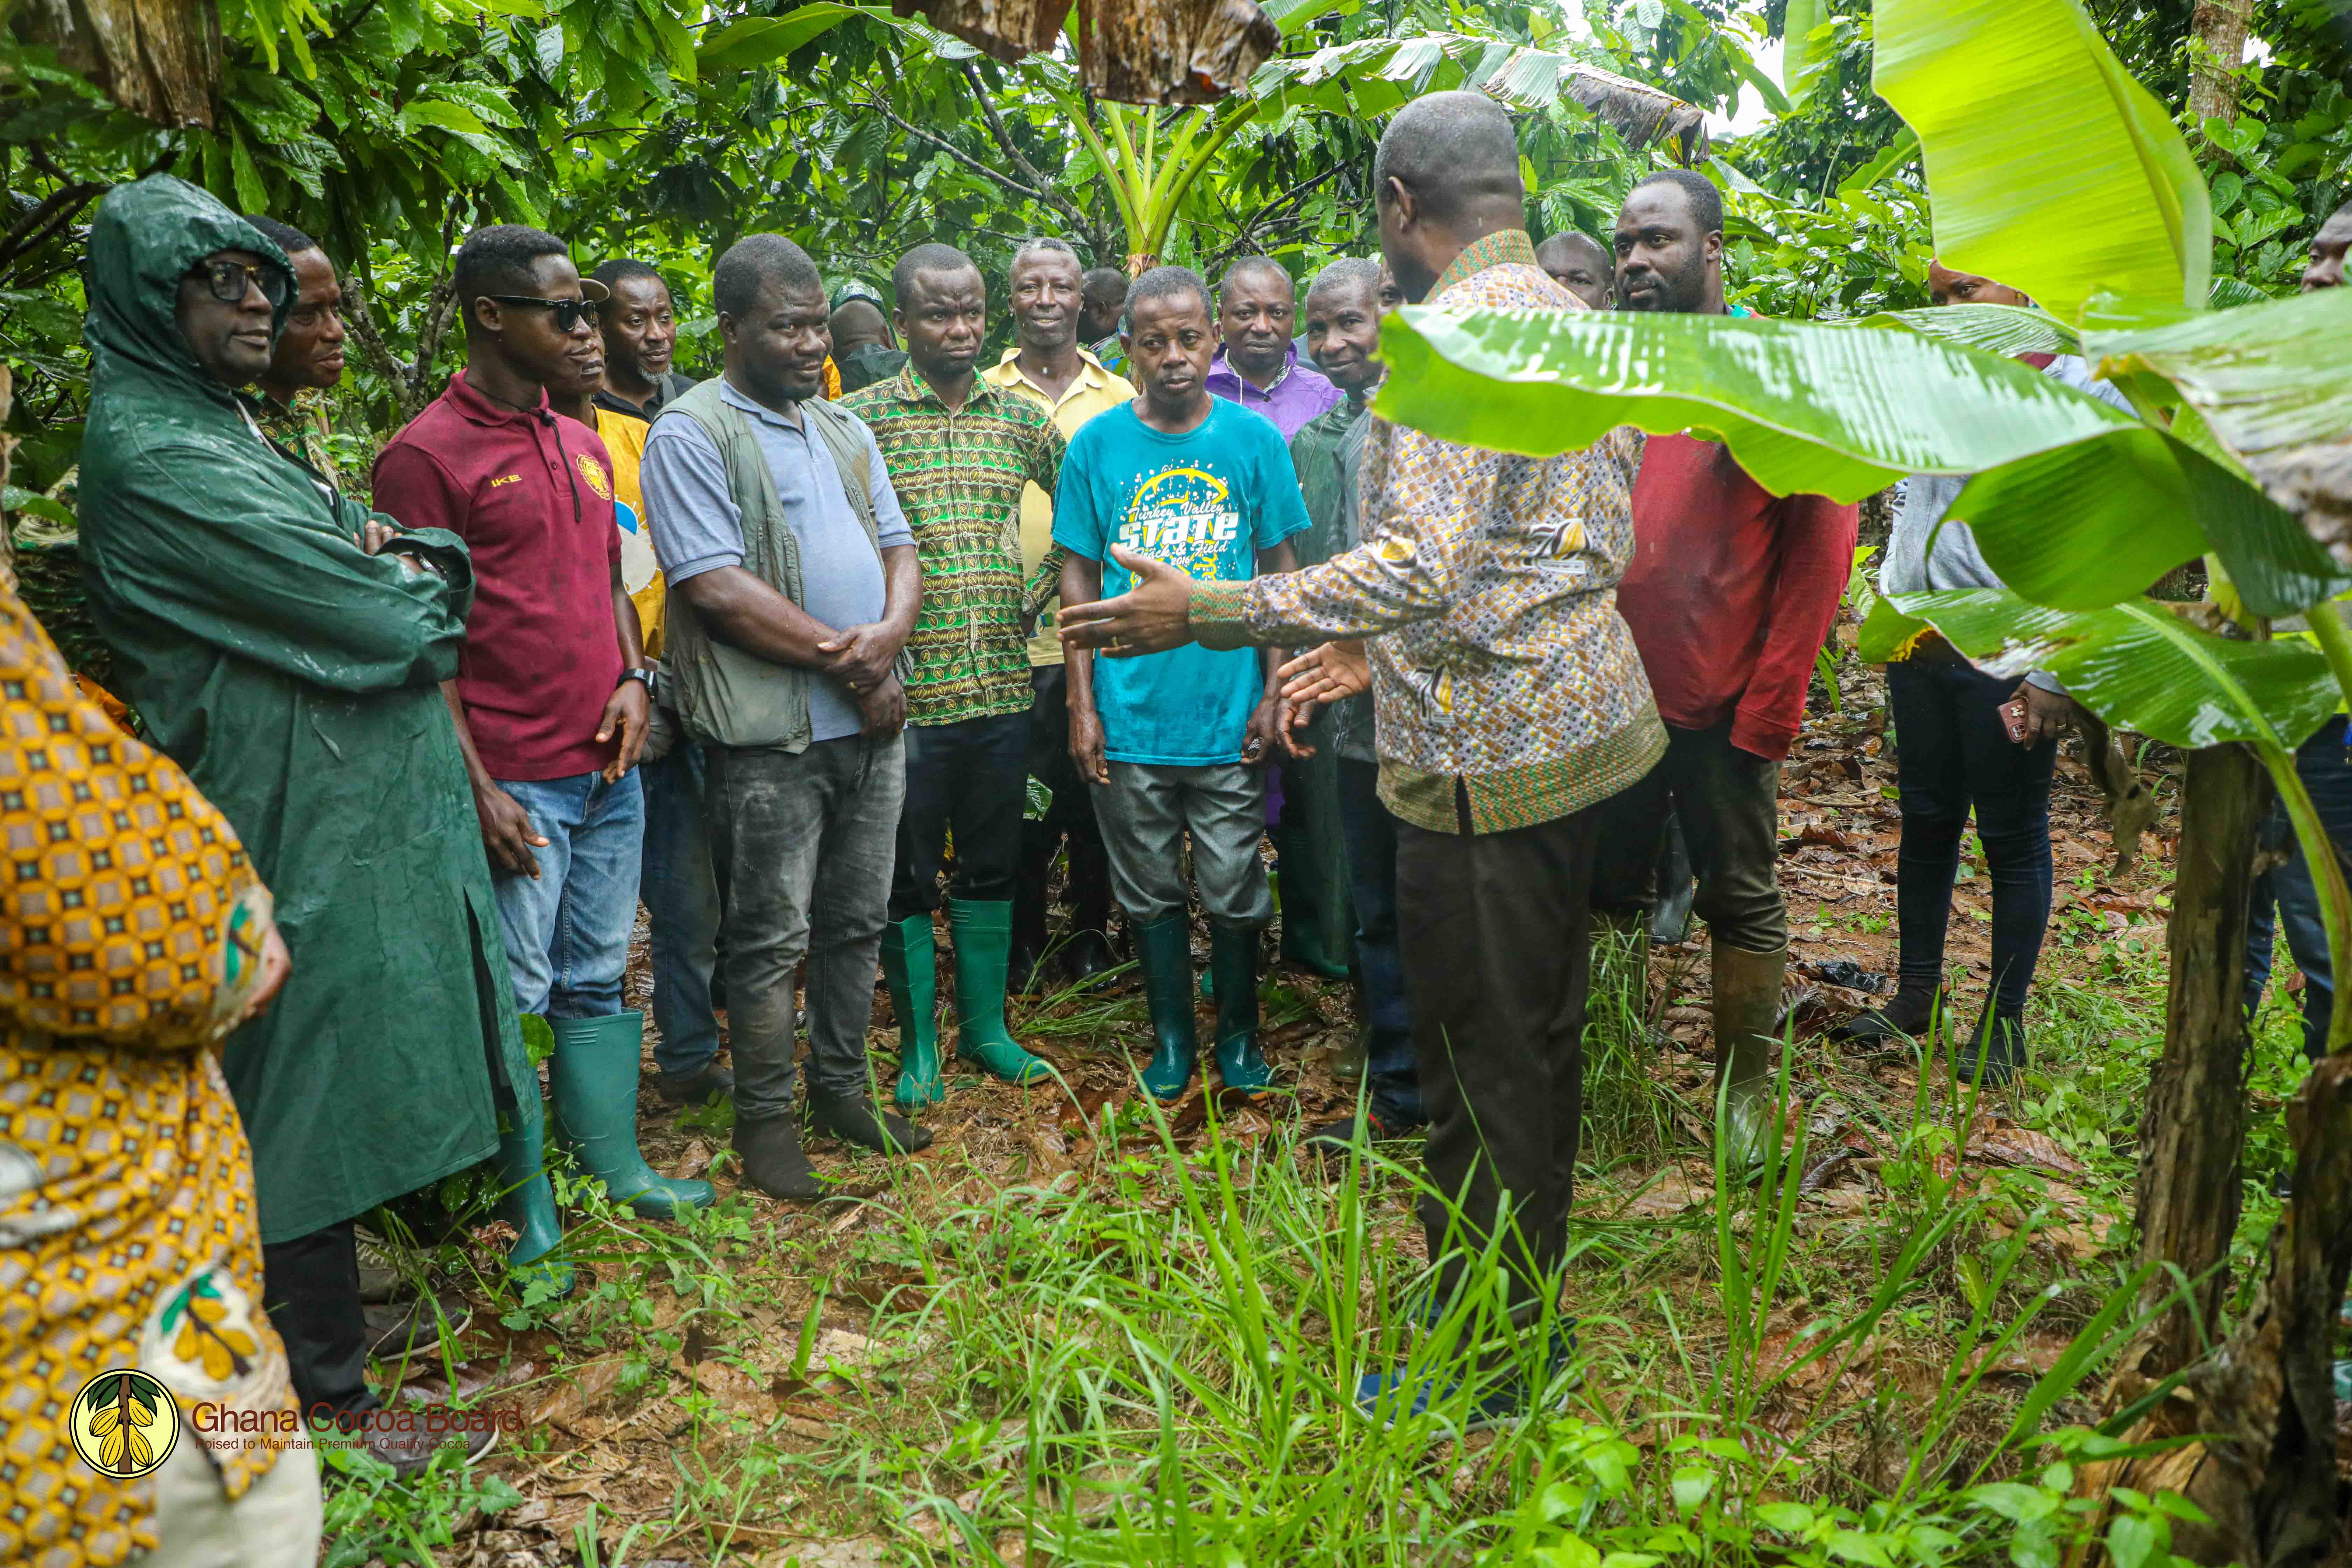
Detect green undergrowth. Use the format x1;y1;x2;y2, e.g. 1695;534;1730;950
321;918;2324;1567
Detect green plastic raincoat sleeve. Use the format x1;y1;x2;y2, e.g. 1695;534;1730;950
90;442;474;694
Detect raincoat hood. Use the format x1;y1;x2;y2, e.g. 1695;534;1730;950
84;174;294;408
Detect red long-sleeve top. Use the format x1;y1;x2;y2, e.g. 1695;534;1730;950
1619;433;1858;762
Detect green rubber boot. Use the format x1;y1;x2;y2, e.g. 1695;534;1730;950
1134;912;1198;1101
880;916;945;1109
548;1012;716;1220
945;899;1051;1085
493;1065;575;1299
1210;922;1272;1095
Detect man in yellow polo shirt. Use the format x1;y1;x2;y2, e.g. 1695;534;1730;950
982;237;1137;990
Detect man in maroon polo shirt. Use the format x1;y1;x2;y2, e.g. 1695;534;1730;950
1594;170;1858;1161
373;225;711;1222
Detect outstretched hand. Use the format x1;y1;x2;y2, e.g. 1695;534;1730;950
1057;545;1197;657
1279;640;1371;707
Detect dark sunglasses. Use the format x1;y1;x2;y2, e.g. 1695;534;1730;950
192;258;288;307
486;294;601;331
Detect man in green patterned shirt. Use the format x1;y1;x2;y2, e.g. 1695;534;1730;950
843;243;1066;1109
243;215;369;504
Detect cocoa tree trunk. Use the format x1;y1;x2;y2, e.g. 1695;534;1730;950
2189;0;2253;127
2122;742;2268;1384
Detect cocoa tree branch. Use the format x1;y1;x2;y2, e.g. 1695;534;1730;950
859;96;1095;240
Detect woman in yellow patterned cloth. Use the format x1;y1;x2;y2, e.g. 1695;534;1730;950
0;377;308;1561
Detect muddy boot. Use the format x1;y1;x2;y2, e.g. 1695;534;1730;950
880;915;944;1110
1133;912;1198;1101
1710;943;1787;1170
734;1112;824;1202
806;1088;934;1154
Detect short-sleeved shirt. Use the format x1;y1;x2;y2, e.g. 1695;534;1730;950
981;346;1138;667
638;377;914;743
843;365;1065;725
1051;399;1309;766
372;372;624;781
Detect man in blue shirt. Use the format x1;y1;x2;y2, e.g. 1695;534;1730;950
639;233;928;1200
1055;265;1310;1102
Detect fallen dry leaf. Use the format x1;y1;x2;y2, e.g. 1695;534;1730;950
527;1356;625;1432
1622;1167;1712;1218
678;1354;777;1423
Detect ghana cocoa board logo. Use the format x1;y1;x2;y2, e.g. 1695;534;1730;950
70;1369;178;1480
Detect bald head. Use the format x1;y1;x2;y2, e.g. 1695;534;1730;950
1374;91;1527;302
1535;232;1612;311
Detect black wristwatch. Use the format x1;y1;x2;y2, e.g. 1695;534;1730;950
620;666;657;701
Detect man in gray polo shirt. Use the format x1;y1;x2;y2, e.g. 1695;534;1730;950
639;232;927;1200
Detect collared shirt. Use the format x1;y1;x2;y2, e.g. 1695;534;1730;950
1205;343;1343;440
981;345;1139;667
1191;229;1664;835
255;388;368;505
592;370;698;422
1289;393;1377;764
591;407;665;657
842;364;1066;726
639;378;913;742
372;372;626;781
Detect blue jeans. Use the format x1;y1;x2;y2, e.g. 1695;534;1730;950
1336;758;1423;1126
639;740;724;1077
2245;716;2352;1062
489;770;645;1020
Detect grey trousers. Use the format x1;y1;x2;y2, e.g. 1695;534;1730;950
1091;760;1275;927
705;733;905;1118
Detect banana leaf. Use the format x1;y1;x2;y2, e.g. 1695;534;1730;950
1854;303;2080;361
1871;0;2211;323
1949;426;2352;618
1887;588;2338;752
1371;307;2139;503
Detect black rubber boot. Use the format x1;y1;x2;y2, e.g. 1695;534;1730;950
1061;834;1119;986
1830;984;1950;1044
806;1089;935;1154
1961;1013;2027;1087
1010;819;1055;995
734;1112;825;1202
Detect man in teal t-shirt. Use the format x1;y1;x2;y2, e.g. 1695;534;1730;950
1055;265;1308;1104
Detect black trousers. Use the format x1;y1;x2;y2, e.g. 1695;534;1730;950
1020;665;1112;926
889;711;1030;920
1397;802;1601;1322
1589;719;1788;956
262;1219;377;1418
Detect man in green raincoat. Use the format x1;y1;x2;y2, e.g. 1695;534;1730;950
75;175;564;1462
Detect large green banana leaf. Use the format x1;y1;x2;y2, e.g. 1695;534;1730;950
1948;426;2352;618
1871;0;2211;323
1370;308;2138;502
1854;304;2080;361
2083;287;2352;463
1884;589;2338;751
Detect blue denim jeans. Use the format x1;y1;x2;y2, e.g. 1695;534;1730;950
639;740;724;1077
2245;716;2352;1061
1336;757;1422;1127
489;770;645;1020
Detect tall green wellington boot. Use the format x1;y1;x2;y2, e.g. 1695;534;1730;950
548;1012;716;1220
493;1069;575;1298
1710;943;1787;1170
880;915;945;1109
1133;912;1198;1101
1210;922;1272;1095
945;899;1051;1085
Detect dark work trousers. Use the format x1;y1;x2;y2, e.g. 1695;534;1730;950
889;712;1030;920
1336;758;1422;1126
1589;719;1787;957
1885;658;2057;1018
1398;802;1602;1323
262;1220;377;1418
1018;665;1113;930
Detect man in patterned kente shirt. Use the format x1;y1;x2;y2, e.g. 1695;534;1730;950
844;243;1065;1110
1061;92;1663;1427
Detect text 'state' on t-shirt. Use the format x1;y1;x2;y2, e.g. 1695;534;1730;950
1050;400;1309;767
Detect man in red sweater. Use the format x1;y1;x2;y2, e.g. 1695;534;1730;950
1599;170;1858;1156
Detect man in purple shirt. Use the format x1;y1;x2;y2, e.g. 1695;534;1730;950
1204;257;1342;441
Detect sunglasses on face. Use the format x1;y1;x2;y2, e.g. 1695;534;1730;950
192;259;288;307
486;294;601;331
